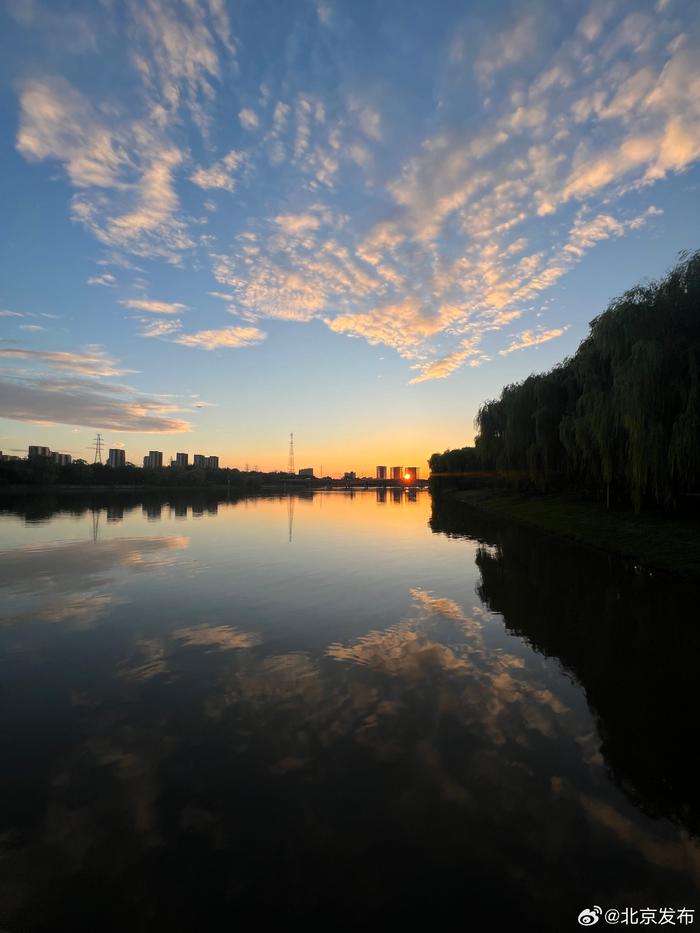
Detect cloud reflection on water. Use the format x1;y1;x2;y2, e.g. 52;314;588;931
0;535;190;629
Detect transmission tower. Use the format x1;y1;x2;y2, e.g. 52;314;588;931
92;433;104;464
288;432;295;475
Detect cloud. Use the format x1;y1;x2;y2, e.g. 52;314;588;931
9;0;699;387
7;0;97;53
239;107;259;130
0;347;129;377
128;0;233;132
176;325;266;350
0;372;192;432
274;213;321;235
19;324;45;332
87;274;116;287
17;77;130;188
190;149;245;191
88;147;192;260
327;299;464;358
348;97;382;141
577;1;616;43
17;78;193;261
499;327;567;355
119;298;187;314
409;338;489;384
315;0;332;27
1;310;24;317
211;233;375;322
474;14;539;85
138;318;183;338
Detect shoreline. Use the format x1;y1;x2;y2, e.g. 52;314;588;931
0;483;253;493
449;489;700;583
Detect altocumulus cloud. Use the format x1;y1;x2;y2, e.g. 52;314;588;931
9;0;700;381
175;326;266;350
119;298;188;314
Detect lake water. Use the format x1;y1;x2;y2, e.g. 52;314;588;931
1;489;698;931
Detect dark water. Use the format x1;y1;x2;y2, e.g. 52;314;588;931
0;489;698;931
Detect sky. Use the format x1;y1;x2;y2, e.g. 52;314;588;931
1;0;699;476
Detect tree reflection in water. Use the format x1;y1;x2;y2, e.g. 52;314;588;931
431;494;700;838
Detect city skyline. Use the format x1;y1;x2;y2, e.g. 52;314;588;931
14;438;421;479
1;0;699;475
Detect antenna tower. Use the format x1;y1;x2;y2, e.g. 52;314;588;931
93;433;104;464
288;432;295;475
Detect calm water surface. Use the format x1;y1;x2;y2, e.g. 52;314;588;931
1;489;698;931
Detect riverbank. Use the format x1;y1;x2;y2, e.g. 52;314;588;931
451;489;700;581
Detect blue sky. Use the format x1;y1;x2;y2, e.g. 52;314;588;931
1;0;699;474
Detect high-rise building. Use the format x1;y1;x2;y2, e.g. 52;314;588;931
403;467;418;483
149;450;163;468
376;466;387;480
206;456;219;469
175;452;189;467
343;471;356;481
108;448;126;468
390;466;403;482
143;454;151;469
193;454;206;467
52;452;72;466
28;445;51;458
299;467;314;477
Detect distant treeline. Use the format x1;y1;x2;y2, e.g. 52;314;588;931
0;459;272;489
430;250;700;510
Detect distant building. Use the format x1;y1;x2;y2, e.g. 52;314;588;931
206;456;219;469
52;452;72;466
403;467;418;483
0;452;21;462
175;452;189;468
149;450;163;468
376;466;387;480
108;448;126;468
193;454;206;467
28;445;51;458
143;454;151;469
390;466;403;482
343;471;356;481
299;467;314;478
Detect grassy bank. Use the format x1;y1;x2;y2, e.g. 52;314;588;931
451;489;700;582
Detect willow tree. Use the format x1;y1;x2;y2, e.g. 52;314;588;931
458;250;700;509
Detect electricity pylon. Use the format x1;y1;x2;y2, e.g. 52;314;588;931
288;432;295;475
